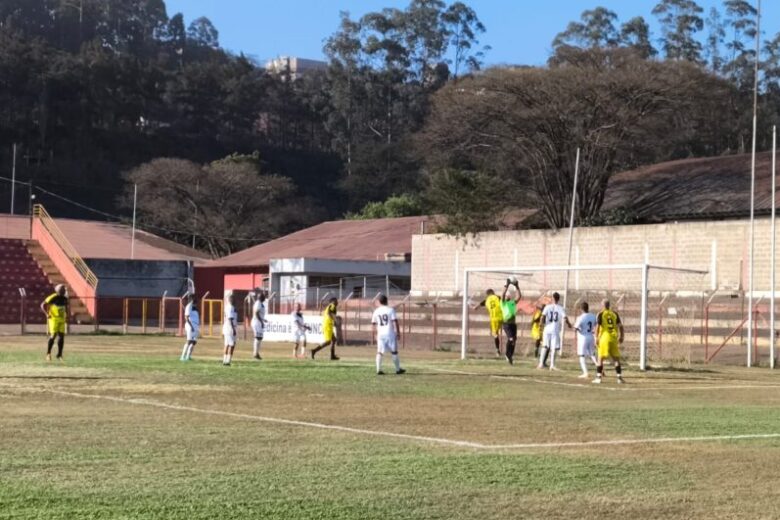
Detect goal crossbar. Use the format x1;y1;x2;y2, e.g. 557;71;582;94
460;263;709;370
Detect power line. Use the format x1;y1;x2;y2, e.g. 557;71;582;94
0;175;272;243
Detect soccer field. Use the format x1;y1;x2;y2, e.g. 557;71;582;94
2;336;780;519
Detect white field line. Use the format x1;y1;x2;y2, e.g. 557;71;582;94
422;366;780;392
3;383;780;451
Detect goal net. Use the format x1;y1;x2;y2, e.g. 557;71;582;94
461;264;709;369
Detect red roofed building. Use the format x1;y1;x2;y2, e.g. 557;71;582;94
197;216;432;309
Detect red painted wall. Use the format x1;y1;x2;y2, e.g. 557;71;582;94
32;220;97;316
224;272;265;291
194;266;225;299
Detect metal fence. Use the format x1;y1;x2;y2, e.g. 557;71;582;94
5;289;772;366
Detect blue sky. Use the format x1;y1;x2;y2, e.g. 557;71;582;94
165;1;779;66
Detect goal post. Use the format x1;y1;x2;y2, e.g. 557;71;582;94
461;263;709;370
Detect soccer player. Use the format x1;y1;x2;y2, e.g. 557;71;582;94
372;294;405;375
180;293;199;361
477;288;503;356
41;284;69;362
537;292;572;370
500;279;522;365
291;303;310;358
573;302;598;378
593;299;625;384
530;304;543;360
251;289;267;360
311;297;339;360
222;293;238;366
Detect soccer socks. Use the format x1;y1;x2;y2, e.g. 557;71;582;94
47;337;55;355
579;356;588;375
376;354;383;373
186;343;195;360
549;348;557;369
392;353;401;372
615;363;623;380
253;338;261;357
493;336;500;353
538;347;549;367
595;364;604;379
180;343;189;360
56;337;64;358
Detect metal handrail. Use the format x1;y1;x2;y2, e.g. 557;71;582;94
33;204;98;288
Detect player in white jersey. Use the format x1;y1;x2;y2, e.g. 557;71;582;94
180;294;199;361
573;301;598;378
250;289;267;360
371;294;405;375
537;292;572;370
291;303;310;358
222;293;238;366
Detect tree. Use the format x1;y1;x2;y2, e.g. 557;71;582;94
704;7;726;73
442;1;488;78
419;49;739;231
123;155;302;257
187;16;218;48
652;0;705;63
722;0;757;88
346;193;424;219
619;16;656;58
553;7;620;50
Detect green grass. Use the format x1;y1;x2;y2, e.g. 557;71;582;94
1;335;780;519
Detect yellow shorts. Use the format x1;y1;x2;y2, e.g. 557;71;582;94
323;322;334;343
48;319;66;336
490;319;503;336
531;329;542;341
598;335;620;359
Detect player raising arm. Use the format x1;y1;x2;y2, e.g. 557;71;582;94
180;293;199;361
372;294;405;375
476;288;503;357
41;284;69;362
251;289;267;360
593;299;625;384
500;279;522;365
222;293;238;366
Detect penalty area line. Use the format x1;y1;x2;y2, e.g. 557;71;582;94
3;383;780;451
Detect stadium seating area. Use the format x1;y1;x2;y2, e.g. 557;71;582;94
0;239;53;324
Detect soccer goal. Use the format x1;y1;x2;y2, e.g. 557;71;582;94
461;264;710;370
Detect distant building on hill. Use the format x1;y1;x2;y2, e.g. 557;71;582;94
265;56;327;81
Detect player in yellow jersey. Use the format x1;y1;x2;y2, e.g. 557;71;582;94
530;304;543;360
40;284;69;362
478;288;503;356
311;297;339;360
593;299;625;384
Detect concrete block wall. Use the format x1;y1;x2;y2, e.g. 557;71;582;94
412;218;776;295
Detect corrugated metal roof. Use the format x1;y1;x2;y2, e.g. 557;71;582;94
0;215;210;262
211;216;432;268
602;151;774;220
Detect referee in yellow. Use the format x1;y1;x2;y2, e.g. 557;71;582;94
41;284;69;362
593;299;625;384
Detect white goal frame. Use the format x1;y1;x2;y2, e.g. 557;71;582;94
460;263;709;370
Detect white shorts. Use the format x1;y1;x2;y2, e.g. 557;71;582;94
223;328;236;347
185;325;199;342
293;330;306;343
543;331;561;351
577;335;595;357
377;336;398;354
251;319;264;338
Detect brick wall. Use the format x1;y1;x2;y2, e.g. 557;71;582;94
412;218;777;294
